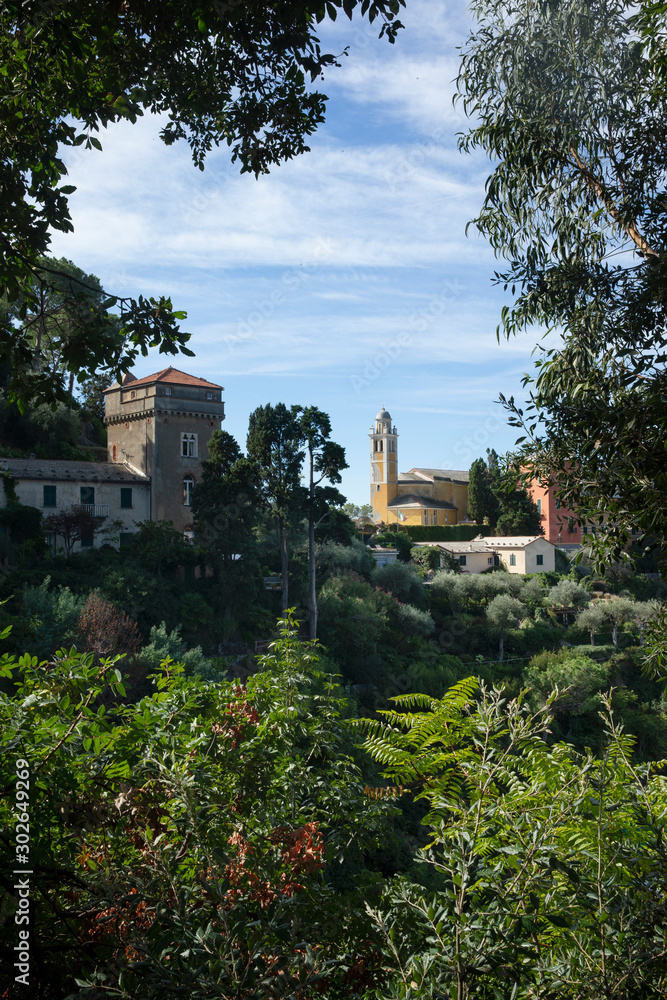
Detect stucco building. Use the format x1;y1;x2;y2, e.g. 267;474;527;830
0;366;226;556
370;407;469;526
414;535;557;574
526;477;583;548
104;367;225;533
0;458;151;554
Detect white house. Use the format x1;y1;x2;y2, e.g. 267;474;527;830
483;536;556;574
0;458;150;554
413;540;496;574
415;535;556;574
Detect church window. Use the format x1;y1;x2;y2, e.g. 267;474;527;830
111;444;118;461
374;440;383;453
388;440;395;452
183;476;194;505
376;484;380;491
182;433;198;457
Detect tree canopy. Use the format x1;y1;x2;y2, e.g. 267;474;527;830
457;0;667;567
1;0;405;404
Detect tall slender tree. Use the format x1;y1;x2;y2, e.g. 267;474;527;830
247;404;305;611
192;430;263;623
298;407;348;640
467;451;501;527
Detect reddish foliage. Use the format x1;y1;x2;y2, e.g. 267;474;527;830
222;822;325;909
82;888;153;952
211;692;260;748
78;592;142;659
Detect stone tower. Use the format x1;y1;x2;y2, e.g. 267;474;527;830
370;406;398;521
104;367;225;533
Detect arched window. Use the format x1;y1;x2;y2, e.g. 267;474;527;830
111;444;118;462
183;475;194;506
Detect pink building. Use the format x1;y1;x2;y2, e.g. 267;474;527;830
527;478;582;546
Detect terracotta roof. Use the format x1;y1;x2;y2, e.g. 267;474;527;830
0;458;149;484
106;367;223;391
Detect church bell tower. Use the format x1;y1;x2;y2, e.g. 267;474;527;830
370;406;398;520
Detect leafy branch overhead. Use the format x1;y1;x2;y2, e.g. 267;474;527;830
456;0;667;568
0;0;404;404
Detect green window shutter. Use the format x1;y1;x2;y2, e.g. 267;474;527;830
120;487;132;509
43;484;56;507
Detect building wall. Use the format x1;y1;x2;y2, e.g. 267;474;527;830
449;550;492;573
492;537;556;574
1;478;150;554
105;381;225;532
527;479;582;545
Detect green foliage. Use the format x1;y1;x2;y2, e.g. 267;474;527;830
525;653;609;716
393;602;436;639
1;4;404;405
20;575;84;658
191;428;264;621
0;612;396;996
467;452;501;527
410;544;442;571
138;621;218;681
547;579;590;609
457;0;667;567
577;601;611;645
318;538;375;580
247;403;305;609
373;527;414;561
486;593;526;631
318;572;391;671
0;499;44;564
373;561;425;605
126;520;195;578
402;524;491;542
357;684;667;998
494;482;544;536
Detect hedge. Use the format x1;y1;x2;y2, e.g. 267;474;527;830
402;524;492;542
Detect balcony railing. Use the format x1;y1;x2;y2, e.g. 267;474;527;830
75;504;109;518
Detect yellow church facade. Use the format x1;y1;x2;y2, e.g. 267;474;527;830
370;408;470;527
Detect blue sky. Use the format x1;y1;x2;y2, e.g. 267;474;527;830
49;0;549;506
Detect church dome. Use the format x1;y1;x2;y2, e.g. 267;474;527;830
376;407;391;420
